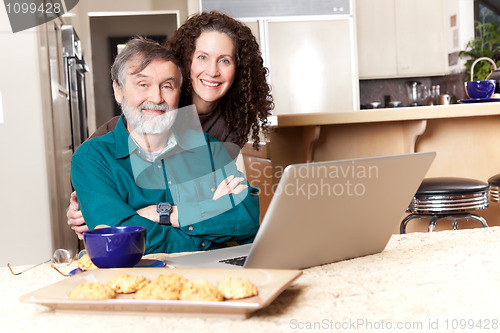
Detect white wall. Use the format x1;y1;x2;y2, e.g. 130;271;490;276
0;7;54;265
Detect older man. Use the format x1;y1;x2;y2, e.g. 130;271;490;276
70;37;259;254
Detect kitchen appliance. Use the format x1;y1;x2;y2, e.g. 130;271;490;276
61;25;89;151
200;0;359;114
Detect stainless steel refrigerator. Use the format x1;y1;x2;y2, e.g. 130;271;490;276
61;25;89;152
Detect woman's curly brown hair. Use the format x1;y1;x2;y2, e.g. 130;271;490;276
166;11;274;149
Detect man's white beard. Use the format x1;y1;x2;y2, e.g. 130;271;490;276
121;98;177;134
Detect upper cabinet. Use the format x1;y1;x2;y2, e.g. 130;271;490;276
266;18;359;114
356;0;461;79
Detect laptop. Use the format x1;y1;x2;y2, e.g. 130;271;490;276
165;152;435;269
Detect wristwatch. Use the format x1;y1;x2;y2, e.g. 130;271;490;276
157;202;173;226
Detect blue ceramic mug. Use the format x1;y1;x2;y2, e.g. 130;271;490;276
464;80;496;99
83;226;146;268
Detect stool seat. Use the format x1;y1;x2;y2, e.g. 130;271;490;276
488;174;500;202
401;177;489;234
407;177;489;214
415;177;489;195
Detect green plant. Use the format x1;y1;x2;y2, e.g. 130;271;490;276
460;9;500;81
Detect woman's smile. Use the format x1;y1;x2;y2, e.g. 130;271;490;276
200;79;222;88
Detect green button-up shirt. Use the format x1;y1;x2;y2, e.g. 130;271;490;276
71;115;260;254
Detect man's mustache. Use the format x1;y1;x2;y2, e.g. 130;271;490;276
139;101;170;112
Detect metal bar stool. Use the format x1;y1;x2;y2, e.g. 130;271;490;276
488;174;500;202
400;177;489;234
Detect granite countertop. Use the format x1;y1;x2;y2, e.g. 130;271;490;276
3;227;500;332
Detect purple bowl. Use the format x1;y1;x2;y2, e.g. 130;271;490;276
464;80;496;99
83;226;146;268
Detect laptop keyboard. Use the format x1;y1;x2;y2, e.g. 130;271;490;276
219;256;247;266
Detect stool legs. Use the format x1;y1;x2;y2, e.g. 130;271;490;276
467;213;489;228
400;213;489;234
400;214;420;234
428;216;440;232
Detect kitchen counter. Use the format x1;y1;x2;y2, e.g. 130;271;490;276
270;102;500;231
3;227;500;332
276;102;500;127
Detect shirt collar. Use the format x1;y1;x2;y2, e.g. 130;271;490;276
114;115;133;159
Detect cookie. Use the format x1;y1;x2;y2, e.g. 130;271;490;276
153;273;188;289
134;281;180;300
106;273;150;294
217;277;258;300
179;279;223;302
78;253;98;271
134;273;187;300
68;281;116;300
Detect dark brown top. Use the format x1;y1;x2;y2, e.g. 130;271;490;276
90;116;121;139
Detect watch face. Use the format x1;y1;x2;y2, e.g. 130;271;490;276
158;202;172;213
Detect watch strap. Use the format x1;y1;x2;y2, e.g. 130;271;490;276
159;213;171;226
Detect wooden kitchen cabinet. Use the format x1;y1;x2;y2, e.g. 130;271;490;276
356;0;460;79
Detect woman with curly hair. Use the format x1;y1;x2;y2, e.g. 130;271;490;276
167;10;273;149
67;11;273;238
